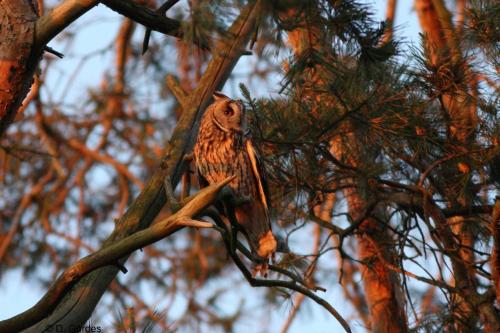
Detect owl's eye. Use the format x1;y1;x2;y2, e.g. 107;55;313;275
223;108;234;117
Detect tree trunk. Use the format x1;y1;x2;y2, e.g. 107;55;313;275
346;191;407;333
0;0;39;137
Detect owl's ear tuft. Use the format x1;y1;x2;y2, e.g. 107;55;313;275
213;91;229;101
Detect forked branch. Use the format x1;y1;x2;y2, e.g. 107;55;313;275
0;177;233;333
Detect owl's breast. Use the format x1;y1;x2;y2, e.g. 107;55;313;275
194;136;255;197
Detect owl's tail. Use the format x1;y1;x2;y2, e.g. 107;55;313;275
235;201;277;260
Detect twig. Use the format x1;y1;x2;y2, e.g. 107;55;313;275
142;0;180;54
206;192;351;333
228;242;351;333
44;46;64;58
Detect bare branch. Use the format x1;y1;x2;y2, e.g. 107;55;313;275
229;238;352;333
35;0;197;52
100;0;182;38
35;0;100;49
209;189;351;333
142;0;181;54
0;177;232;333
167;75;189;108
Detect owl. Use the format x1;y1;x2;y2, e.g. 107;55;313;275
193;92;277;268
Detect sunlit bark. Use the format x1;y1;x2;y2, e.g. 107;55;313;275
415;0;476;143
0;1;39;137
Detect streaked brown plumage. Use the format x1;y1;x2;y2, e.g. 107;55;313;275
193;92;277;264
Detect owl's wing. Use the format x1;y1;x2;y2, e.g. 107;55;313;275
244;139;270;218
237;139;276;263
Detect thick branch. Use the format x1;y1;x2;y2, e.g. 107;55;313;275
100;0;182;38
0;178;232;332
35;0;186;49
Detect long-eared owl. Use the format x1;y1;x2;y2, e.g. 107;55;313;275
193;92;277;263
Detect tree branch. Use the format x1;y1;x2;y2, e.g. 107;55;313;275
35;0;197;52
35;0;100;49
100;0;182;37
228;236;351;333
142;0;181;54
0;177;233;332
167;75;189;108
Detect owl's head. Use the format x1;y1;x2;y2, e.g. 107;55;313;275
208;92;246;134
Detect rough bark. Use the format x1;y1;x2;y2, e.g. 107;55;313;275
0;0;39;137
0;0;187;139
346;192;407;333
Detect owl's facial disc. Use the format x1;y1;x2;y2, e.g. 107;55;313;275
212;100;244;134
